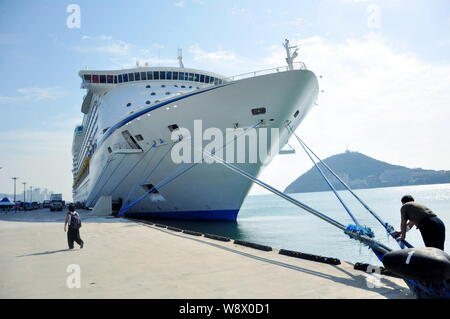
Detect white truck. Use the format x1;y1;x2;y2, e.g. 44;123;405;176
49;194;64;212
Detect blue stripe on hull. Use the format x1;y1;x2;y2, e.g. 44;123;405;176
124;209;239;221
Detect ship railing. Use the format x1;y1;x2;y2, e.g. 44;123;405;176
224;62;307;82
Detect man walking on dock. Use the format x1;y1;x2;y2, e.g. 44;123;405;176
64;204;84;249
393;195;446;250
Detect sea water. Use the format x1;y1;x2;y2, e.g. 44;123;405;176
150;183;450;265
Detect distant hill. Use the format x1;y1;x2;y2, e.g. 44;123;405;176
284;151;450;193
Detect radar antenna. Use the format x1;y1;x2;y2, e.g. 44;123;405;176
177;48;185;68
283;39;299;71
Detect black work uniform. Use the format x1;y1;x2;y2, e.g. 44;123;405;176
401;202;446;250
67;212;84;249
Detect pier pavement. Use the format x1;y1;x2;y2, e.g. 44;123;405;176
0;209;412;298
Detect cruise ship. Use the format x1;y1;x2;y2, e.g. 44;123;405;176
71;40;319;220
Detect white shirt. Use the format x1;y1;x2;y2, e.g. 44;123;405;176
67;211;80;226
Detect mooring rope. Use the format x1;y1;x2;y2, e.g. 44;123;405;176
199;148;392;255
118;121;263;216
286;125;413;249
286;125;365;230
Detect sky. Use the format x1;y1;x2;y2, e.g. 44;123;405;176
0;0;449;201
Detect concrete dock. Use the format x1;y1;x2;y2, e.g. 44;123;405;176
0;209;413;299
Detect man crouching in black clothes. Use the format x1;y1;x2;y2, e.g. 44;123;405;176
393;195;446;250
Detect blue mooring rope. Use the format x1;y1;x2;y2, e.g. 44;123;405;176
286;127;450;298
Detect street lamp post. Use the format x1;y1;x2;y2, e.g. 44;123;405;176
12;177;18;201
22;182;26;209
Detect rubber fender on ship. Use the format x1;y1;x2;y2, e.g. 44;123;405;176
382;247;450;281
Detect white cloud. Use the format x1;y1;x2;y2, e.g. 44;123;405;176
174;1;185;7
271;17;304;28
189;44;237;62
0;87;66;103
96;40;132;56
74;36;178;69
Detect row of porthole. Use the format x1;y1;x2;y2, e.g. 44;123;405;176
146;84;197;89
124;84;201;107
126;96;167;107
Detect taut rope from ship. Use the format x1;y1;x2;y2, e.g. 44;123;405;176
118;121;264;216
197;124;449;299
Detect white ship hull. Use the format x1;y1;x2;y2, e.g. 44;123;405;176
73;69;319;220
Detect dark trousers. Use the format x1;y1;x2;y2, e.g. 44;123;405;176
67;227;84;249
419;216;446;250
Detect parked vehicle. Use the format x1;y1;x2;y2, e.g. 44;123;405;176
49;193;64;212
42;200;51;208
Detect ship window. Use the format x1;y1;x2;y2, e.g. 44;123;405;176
121;130;142;150
189;86;192;88
294;110;299;118
161;85;166;88
83;74;91;82
107;75;114;83
151;92;156;96
147;71;153;80
168;124;179;132
174;85;178;88
205;75;210;83
141;72;147;80
107;147;112;153
114;75;118;84
181;85;186;88
166;72;172;80
128;73;134;81
188;73;194;81
153;71;160;80
194;73;200;82
135;134;144;141
146;85;151;88
210;77;215;84
252;107;266;115
100;75;106;83
165;92;170;95
179;72;184;81
214;78;219;85
92;75;99;83
200;74;205;83
123;74;128;82
160;71;166;80
173;72;179;80
134;72;140;81
126;103;132;107
155;100;160;103
146;100;151;104
143;184;159;194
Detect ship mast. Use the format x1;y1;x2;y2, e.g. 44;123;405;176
283;39;299;71
177;48;185;68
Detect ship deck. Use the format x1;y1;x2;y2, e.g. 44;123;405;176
0;209;412;299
